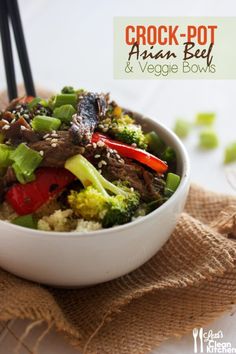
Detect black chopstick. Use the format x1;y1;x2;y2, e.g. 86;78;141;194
0;0;17;100
7;0;36;97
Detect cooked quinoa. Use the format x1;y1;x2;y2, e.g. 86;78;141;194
38;209;102;232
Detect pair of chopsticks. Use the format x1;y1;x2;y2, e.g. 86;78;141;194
0;0;35;102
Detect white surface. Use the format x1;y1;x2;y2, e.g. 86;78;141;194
0;0;236;352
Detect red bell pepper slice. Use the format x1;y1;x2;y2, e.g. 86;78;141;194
92;133;168;174
6;168;75;215
18;96;35;104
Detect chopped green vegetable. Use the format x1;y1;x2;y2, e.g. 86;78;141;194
27;97;42;110
164;172;180;197
65;154;140;228
0;144;14;168
199;129;219;149
31;115;61;132
174;119;191;138
61;86;75;94
162;146;176;163
145;131;166;153
53;94;77;109
224;142;236;164
12;214;37;229
11;143;43;184
53;104;76;123
195;113;216;126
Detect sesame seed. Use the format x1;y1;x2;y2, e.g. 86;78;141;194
11;118;16;124
52;130;56;134
51;143;57;148
20;125;27;131
51;138;58;143
116;154;121;159
45;137;52;141
2;125;10;130
101;160;107;166
107;152;110;158
23;114;29;119
12;110;16;114
98;161;103;169
130;187;134;192
39;150;44;156
118;159;125;164
43;133;50;139
97;141;105;147
98;169;102;174
51;133;59;138
92;142;97;149
2;119;9;124
95;154;101;158
131;143;137;147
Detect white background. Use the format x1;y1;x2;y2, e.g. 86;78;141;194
0;0;236;353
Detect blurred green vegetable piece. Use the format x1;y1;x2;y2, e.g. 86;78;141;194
53;104;76;123
61;86;75;94
27;97;42;110
53;94;77;109
164;172;180;197
195;112;216;126
32;115;61;132
11;143;43;184
12;214;37;229
145;131;166;153
199;129;219;149
162;146;176;163
224;142;236;164
0;144;14;168
174;119;191;138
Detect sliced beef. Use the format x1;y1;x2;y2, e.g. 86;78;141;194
102;156;165;201
1;117;40;145
29;131;85;167
0;167;17;202
70;93;107;145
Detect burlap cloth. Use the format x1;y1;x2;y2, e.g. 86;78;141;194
1;89;236;354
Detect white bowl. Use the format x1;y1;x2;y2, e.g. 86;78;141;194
0;113;190;287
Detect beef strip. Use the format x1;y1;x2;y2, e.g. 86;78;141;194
0;167;17;202
3;117;40;145
70;93;107;145
29;131;85;167
102;156;165;201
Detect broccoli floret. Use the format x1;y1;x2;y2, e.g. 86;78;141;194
102;193;140;228
68;186;107;221
114;126;147;149
65;154;140;227
98;106;147;149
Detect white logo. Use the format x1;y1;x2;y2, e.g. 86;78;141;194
192;328;236;353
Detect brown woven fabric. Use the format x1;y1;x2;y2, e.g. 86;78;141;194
1;89;236;353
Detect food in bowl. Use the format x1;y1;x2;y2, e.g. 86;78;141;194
0;87;180;232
